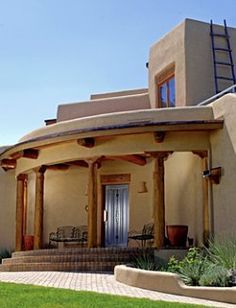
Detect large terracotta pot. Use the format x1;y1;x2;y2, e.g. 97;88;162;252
166;225;188;247
23;235;34;250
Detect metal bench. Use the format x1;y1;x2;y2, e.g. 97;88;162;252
128;223;154;247
49;225;88;247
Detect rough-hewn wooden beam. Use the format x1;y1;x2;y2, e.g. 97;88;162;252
107;155;146;166
66;160;89;168
146;151;172;161
77;137;95;148
192;150;208;159
46;164;69;171
153;156;165;249
154;132;165;143
1;159;17;170
87;160;98;248
34;166;46;249
202;156;210;245
15;174;27;251
11;149;39;160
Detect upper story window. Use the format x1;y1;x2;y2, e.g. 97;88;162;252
157;65;175;108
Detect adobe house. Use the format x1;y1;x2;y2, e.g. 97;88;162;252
0;18;236;257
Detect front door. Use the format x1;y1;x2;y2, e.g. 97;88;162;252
104;184;129;247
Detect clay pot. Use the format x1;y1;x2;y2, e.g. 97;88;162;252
23;235;34;250
166;225;188;247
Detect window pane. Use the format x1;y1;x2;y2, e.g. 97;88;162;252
168;77;175;107
160;83;167;108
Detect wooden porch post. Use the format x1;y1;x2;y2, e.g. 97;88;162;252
15;174;27;251
34;166;46;249
202;155;210;245
153;154;166;249
87;160;98;248
193;151;210;245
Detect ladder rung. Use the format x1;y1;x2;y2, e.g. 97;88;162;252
211;33;230;38
216;76;234;81
214;47;232;52
215;61;233;66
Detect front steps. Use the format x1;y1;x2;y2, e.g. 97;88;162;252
0;247;143;273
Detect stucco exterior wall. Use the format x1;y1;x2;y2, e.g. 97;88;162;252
24;151;203;247
210;94;236;237
57;93;150;122
165;152;203;245
90;88;148;100
15;132;209;176
148;20;186;108
148;19;236;108
26;160;154;246
185;20;236;106
0;170;16;251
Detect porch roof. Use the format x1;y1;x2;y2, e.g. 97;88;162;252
0;106;223;160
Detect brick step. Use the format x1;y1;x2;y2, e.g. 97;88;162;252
0;261;125;273
2;254;132;265
12;247;142;258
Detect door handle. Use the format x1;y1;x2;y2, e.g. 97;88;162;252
103;210;108;222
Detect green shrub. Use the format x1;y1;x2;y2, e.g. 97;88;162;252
132;249;158;271
167;248;207;286
199;265;230;287
206;237;236;270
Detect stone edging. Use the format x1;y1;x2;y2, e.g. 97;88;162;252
114;265;236;304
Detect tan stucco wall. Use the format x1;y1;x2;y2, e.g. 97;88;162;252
185;20;236;106
57;93;150;122
25;160;154;246
148;20;186;108
0;169;16;251
210;94;236;236
12;104;213;147
90;88;148;100
115;265;236;304
15;131;209;176
165;152;203;245
23;151;204;247
148;19;236;108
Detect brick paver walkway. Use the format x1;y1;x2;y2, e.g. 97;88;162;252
0;271;234;307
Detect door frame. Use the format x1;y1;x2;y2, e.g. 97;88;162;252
99;174;131;247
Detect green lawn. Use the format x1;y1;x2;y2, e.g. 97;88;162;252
0;282;208;308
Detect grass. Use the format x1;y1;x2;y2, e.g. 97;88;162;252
0;282;207;308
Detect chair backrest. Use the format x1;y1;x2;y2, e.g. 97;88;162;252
57;226;74;238
78;225;88;240
142;223;154;235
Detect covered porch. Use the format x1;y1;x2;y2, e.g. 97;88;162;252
0;108;223;252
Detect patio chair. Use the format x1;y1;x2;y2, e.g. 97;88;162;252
128;223;154;247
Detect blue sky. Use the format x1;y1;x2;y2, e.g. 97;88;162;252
0;0;236;145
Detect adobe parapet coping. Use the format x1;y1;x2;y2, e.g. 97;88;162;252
20;106;213;143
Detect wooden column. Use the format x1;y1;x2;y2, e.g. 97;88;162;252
34;166;46;249
202;156;210;245
87;160;98;248
23;175;28;236
153;155;166;249
193;151;210;245
15;174;27;251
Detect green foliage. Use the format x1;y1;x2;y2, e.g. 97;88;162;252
206;237;236;270
167;248;207;286
199;265;230;287
0;282;203;308
0;249;11;264
132;249;158;271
